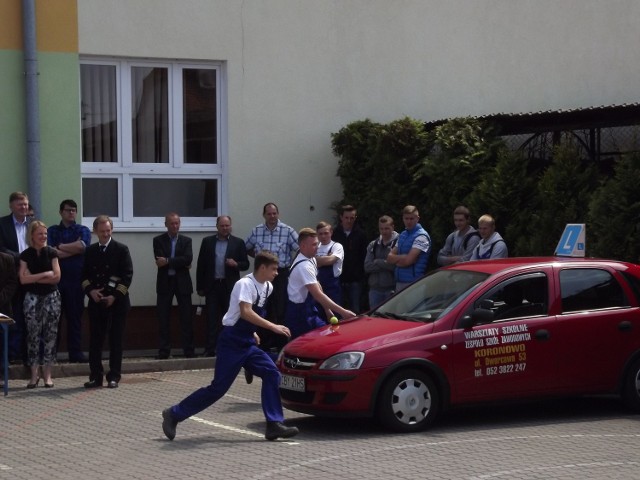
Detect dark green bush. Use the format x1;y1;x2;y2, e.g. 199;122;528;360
331;116;633;263
588;152;640;262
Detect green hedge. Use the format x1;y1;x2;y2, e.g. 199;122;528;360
331;117;640;264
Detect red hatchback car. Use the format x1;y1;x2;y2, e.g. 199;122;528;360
277;257;640;432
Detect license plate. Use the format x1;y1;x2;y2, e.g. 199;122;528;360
280;374;305;392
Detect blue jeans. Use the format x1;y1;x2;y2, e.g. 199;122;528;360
368;288;394;309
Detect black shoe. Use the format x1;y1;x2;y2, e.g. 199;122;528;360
162;408;178;440
107;380;119;389
265;421;299;441
202;350;215;358
184;351;196;359
244;368;254;384
156;352;170;360
26;377;41;389
84;379;103;388
69;355;88;363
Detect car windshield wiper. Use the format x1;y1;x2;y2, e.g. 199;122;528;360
372;311;403;319
373;311;424;322
400;315;427;323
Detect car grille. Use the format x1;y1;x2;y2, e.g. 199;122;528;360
279;389;347;406
282;354;317;370
280;389;315;403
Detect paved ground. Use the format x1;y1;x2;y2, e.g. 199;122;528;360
2;364;640;480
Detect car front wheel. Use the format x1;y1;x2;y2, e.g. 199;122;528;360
623;358;640;410
376;369;439;432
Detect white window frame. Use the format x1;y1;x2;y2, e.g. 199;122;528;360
79;57;227;232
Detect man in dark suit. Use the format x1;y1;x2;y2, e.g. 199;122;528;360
0;252;17;315
197;215;249;356
82;215;133;389
0;251;18;368
153;213;194;359
0;192;30;363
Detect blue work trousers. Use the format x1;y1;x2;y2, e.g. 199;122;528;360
171;321;284;423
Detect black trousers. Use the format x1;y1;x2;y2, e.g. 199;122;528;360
157;277;194;356
87;297;130;383
204;280;232;354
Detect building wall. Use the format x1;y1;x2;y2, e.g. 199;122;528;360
3;0;640;308
0;0;80;223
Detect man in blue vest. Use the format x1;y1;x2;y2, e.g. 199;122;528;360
386;205;431;292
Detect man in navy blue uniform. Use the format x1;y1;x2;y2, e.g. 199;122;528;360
82;215;133;389
162;251;299;441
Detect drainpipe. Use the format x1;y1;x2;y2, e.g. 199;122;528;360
22;0;41;215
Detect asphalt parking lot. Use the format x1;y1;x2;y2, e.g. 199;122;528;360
2;367;640;480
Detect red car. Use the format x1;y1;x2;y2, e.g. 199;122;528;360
278;257;640;432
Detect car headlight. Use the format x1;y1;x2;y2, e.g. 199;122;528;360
318;352;365;370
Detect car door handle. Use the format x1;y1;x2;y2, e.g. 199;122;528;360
535;329;550;341
618;321;632;332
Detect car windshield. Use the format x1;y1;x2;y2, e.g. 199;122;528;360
372;269;489;323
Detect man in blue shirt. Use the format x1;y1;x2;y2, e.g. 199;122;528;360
48;199;92;363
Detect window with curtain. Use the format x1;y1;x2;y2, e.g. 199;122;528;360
80;59;225;230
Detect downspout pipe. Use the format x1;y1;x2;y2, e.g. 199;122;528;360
22;0;41;215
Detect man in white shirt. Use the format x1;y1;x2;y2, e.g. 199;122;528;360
315;221;344;320
162;251;299;441
285;228;355;339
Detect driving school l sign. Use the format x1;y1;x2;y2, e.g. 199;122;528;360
555;224;586;257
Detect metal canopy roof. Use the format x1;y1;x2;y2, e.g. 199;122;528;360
425;103;640;135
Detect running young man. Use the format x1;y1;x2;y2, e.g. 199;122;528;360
162;251;299;441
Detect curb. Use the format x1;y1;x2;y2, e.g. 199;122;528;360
6;355;215;380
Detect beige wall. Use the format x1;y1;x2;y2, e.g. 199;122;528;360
77;0;640;305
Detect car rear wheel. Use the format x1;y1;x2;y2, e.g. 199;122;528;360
376;369;439;432
623;358;640;410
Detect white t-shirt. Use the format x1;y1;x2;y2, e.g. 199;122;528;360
222;273;272;326
412;234;431;253
316;241;344;278
287;254;318;304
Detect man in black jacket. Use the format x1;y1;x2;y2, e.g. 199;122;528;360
153;213;194;359
197;215;249;356
0;251;18;369
82;215;133;389
332;205;368;313
0;192;30;364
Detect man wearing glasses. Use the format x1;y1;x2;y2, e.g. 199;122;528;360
48;199;92;363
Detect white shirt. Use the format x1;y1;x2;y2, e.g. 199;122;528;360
287;253;318;304
316;241;344;278
14;216;28;253
222;273;272;326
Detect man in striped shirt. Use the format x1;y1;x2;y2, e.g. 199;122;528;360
245;203;298;351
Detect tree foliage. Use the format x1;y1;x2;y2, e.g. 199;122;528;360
588;152;640;262
331;116;636;264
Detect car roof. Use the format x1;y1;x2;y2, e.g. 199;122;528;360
444;257;640;276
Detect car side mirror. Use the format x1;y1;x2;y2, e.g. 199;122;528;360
472;308;495;325
479;299;495;310
459;299;496;329
458;315;474;329
459;307;495;329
